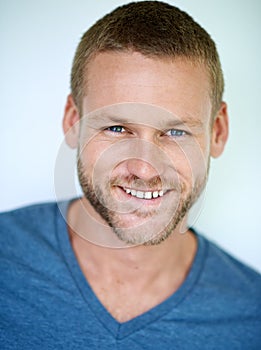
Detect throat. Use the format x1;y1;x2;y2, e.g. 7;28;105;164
72;237;196;323
80;266;186;323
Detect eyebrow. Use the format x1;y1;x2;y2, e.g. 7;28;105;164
86;112;204;129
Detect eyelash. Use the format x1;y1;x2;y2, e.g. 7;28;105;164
165;129;186;137
104;125;188;138
106;125;126;133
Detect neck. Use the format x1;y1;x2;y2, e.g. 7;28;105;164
67;198;197;286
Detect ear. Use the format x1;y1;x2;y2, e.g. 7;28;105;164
210;102;229;158
62;94;80;149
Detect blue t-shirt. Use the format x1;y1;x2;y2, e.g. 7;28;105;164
0;201;261;349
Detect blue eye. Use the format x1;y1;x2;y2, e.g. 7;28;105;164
166;129;186;137
106;125;125;133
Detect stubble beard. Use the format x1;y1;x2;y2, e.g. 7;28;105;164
77;158;208;246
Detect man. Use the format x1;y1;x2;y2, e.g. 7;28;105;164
1;1;260;349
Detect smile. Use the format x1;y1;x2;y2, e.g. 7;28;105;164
123;187;164;200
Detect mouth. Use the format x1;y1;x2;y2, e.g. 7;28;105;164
121;187;166;200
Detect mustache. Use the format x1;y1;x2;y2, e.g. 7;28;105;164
110;175;184;192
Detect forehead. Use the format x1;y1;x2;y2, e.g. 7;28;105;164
82;51;212;124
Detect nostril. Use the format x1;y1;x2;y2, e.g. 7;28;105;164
126;158;159;181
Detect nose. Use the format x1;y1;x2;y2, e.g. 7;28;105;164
122;137;166;182
126;158;160;182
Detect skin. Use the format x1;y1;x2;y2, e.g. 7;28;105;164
63;51;229;322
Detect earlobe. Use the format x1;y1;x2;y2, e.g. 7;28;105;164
62;94;80;149
210;102;229;158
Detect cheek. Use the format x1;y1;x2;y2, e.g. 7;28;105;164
79;140;107;173
187;138;210;181
79;139;128;182
164;138;209;183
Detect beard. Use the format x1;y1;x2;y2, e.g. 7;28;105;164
77;158;208;247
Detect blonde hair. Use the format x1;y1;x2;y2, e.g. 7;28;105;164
71;1;224;115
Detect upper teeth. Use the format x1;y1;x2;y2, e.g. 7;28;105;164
125;188;164;199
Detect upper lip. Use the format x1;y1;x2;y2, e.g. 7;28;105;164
122;186;167;193
120;186;169;194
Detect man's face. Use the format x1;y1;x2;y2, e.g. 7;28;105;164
75;52;214;246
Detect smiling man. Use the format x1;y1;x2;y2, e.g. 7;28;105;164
1;1;261;349
65;53;214;248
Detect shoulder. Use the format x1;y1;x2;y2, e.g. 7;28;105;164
0;201;59;224
197;232;261;315
0;200;74;286
0;202;59;239
203;234;261;286
0;201;68;259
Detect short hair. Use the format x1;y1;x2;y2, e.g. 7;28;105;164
71;1;224;115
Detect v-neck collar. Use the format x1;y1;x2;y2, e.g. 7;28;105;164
55;200;207;340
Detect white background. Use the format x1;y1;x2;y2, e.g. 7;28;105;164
1;0;260;272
